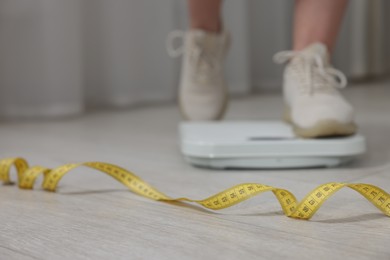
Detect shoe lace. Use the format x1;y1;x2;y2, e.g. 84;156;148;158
273;50;347;95
166;30;221;84
166;30;186;58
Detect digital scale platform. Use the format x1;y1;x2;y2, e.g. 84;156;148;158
180;121;366;169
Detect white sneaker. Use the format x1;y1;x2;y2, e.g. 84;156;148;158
274;43;356;138
167;29;230;121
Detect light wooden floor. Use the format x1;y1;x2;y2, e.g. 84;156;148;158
1;80;389;260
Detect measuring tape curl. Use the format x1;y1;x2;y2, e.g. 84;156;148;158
0;157;389;220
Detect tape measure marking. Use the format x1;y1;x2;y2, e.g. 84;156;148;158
0;157;389;220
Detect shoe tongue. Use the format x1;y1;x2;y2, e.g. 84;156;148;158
188;29;228;55
189;29;229;40
189;29;208;38
300;43;329;61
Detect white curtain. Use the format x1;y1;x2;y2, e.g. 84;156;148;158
0;0;388;118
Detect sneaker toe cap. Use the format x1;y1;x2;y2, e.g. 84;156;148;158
180;93;227;121
292;100;354;128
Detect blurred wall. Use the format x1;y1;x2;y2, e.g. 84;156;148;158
0;0;84;117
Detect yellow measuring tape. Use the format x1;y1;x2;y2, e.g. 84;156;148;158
1;157;389;220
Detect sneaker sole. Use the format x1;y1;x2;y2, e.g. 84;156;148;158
284;108;357;138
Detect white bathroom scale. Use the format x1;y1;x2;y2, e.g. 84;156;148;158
180;121;366;169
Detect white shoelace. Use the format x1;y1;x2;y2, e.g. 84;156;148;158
166;30;186;58
166;30;221;84
273;50;347;94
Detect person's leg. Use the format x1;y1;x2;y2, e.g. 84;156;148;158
175;0;229;121
188;0;223;33
293;0;349;52
274;0;355;138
